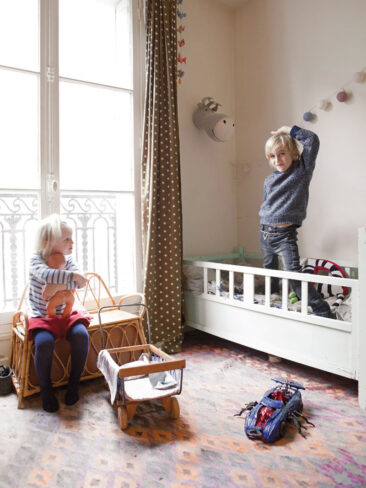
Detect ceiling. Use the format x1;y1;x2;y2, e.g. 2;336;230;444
216;0;249;9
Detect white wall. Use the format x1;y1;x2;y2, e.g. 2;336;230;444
179;0;238;257
235;0;366;264
180;0;366;264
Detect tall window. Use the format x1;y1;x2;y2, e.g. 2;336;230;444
0;0;141;312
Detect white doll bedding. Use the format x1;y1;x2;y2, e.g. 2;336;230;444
97;350;180;404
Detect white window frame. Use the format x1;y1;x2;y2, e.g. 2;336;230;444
0;0;144;331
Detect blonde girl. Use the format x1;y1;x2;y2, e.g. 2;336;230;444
28;214;91;412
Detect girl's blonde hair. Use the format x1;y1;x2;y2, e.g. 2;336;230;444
34;214;71;259
265;133;300;169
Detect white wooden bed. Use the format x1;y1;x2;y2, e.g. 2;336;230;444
183;227;366;409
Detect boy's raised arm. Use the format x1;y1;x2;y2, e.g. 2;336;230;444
290;125;320;173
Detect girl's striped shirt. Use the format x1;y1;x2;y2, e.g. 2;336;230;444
28;253;79;317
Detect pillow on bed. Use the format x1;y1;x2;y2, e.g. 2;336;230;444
302;258;348;305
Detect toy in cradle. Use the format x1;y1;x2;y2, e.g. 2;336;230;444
235;378;314;443
44;253;75;318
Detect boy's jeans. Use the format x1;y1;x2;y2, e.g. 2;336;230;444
260;224;331;317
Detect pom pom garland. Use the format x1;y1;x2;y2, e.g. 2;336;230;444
299;67;364;124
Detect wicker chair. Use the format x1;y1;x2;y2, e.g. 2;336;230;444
9;273;145;408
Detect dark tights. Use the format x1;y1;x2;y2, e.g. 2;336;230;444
33;322;89;412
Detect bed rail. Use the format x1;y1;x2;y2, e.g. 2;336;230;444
183;259;358;332
186;247;261;264
184;248;358;278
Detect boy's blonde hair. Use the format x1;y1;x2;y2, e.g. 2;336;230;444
34;214;71;259
265;133;300;169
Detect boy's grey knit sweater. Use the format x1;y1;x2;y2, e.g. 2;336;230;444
259;125;320;227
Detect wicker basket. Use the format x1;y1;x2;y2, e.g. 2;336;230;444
0;365;13;395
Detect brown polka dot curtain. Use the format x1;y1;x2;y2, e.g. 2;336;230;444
141;0;184;353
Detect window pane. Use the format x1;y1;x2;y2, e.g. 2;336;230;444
59;81;133;192
0;70;40;189
0;0;39;72
61;192;136;295
59;0;133;89
0;192;40;311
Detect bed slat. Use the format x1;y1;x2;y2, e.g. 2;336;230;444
301;281;308;315
229;271;234;300
243;274;254;305
282;278;288;311
216;269;221;297
265;276;271;307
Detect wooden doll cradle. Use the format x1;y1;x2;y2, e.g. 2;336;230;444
96;302;186;430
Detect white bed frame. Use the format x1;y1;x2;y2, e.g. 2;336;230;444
183;227;366;409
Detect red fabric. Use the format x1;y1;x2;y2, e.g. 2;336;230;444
313;261;346;278
309;258;349;296
28;310;91;340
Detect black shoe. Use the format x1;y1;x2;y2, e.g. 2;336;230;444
41;388;59;413
65;384;79;406
314;310;336;319
324;309;337;319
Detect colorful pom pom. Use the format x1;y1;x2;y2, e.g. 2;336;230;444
336;90;348;102
303;111;314;122
318;99;331;111
353;72;365;83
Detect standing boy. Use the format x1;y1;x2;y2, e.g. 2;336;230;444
259;125;332;318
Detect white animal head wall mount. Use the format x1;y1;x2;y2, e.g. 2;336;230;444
193;97;235;142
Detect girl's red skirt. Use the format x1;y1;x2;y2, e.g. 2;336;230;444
28;310;91;340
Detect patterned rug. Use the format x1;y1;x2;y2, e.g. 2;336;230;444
1;330;366;488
